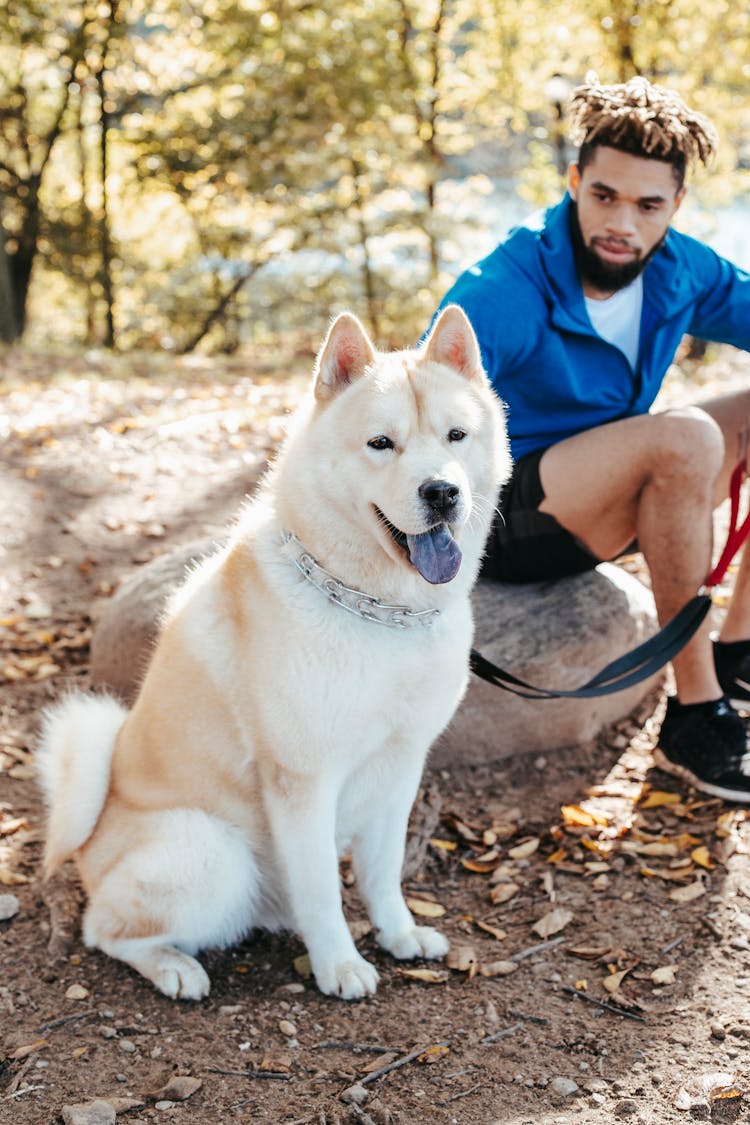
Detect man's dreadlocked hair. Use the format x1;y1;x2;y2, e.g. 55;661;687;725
567;75;718;187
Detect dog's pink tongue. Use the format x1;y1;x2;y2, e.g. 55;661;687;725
406;525;462;584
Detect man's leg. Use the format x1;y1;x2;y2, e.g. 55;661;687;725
538;406;724;703
536;401;750;802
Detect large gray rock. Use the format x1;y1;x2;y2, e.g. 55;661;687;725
90;546;660;758
432;563;659;765
90;539;219;704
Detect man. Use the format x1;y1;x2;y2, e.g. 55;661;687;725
436;75;750;801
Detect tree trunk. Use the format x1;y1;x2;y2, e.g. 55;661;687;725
0;202;20;343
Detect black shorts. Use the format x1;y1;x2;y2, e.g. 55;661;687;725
481;446;601;584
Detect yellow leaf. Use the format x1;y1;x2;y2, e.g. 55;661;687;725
406;897;445;919
691;846;714;869
417;1044;450;1064
446;945;478;972
639;790;682;808
561;804;608;828
547;848;568;864
429;838;457;852
575;979;588;990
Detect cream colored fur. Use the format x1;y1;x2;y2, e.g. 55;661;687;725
38;306;511;1001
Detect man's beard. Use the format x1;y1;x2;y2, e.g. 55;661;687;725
570;203;665;293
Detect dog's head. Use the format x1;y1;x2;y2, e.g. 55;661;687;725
280;306;511;588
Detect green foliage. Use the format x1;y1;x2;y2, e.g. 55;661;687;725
1;0;749;351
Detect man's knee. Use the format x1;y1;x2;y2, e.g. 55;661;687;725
652;407;724;482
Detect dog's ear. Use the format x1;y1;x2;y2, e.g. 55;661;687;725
422;305;483;380
314;313;376;402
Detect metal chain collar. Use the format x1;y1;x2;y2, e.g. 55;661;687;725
281;531;440;630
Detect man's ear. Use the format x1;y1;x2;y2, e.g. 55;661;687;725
568;162;581;200
422;305;483;381
313;313;376;402
673;185;687;215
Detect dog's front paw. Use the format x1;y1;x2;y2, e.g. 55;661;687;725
314;955;379;1000
380;925;449;961
151;952;211;1001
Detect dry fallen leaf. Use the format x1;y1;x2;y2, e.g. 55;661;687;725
399;968;450;984
406;897;445;919
602;968;631;994
508;837;540;860
446;945;479;972
479;960;519;977
639;790;682;809
474;920;507;941
532;907;573;939
651;965;678;985
152;1076;203;1101
10;1039;48;1060
669;879;706;903
490;882;520;906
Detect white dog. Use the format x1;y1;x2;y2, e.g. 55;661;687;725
38;306;510;1001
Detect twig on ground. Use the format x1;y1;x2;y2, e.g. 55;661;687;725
318;1040;399;1053
660;934;686;954
359;1041;450;1086
480;1021;523;1045
508;1008;549;1025
37;1008;97;1032
562;985;645;1022
438;1082;484;1105
206;1066;292;1080
701;916;723;940
510;935;566;962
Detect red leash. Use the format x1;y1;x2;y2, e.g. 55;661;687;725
705;458;750;588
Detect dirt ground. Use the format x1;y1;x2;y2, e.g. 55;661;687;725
2;345;750;1125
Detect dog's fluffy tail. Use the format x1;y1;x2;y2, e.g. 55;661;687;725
37;694;127;878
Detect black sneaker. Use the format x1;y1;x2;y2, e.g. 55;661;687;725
714;638;750;709
653;695;750;803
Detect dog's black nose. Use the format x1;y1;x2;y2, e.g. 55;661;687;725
419;479;460;516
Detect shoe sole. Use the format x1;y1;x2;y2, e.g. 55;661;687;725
652;747;750;804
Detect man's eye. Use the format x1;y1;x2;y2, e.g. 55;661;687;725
367;435;394;451
448;428;467;442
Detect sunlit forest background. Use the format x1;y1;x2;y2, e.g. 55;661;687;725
2;0;750;355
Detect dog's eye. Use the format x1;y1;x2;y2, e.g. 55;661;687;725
367;435;394;451
448;428;467;443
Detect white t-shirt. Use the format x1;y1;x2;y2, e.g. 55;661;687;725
584;275;643;371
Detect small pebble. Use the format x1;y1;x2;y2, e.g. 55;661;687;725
279;1019;297;1037
613;1100;638;1117
155;1102;175;1112
551;1077;579;1097
119;1040;136;1054
0;894;20;922
710;1022;726;1041
340;1084;369;1106
99;1026;118;1039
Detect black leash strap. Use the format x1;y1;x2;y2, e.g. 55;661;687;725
469;593;713;700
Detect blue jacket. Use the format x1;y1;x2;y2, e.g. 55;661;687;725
438;194;750;460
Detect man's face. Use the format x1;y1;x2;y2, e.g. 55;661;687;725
568;146;686;297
